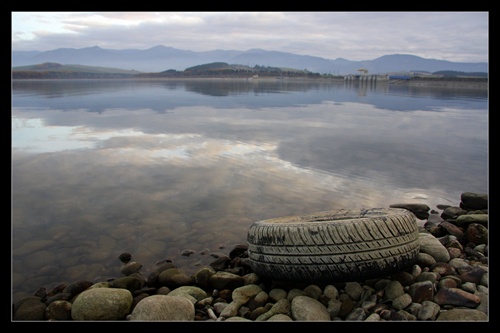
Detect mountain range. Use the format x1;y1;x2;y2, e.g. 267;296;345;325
11;45;488;75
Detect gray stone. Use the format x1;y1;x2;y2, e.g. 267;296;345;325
220;300;243;318
168;285;207;302
45;300;72;321
417;300;440;320
71;288;132;320
436;308;488;321
418;232;450;263
129;295;194;321
232;284;262;305
455;214;488;227
208;271;244;290
267;314;293;321
344;282;364;301
13;299;47;321
291;295;330;321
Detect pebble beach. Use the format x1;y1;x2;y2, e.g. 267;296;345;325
12;192;488;322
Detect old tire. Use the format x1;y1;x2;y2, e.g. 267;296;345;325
247;208;420;283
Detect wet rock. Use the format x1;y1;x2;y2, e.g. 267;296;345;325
181;249;196;256
208;271;244;290
460;192;488;211
120;261;143;276
118;252;132;263
158;268;192;289
192;266;216;289
440;206;467;220
13;299;47;321
45;300;72;321
63;280;93;298
229;244;248;259
209;256;231;271
455;214;488;228
111;275;145;292
389;203;430;220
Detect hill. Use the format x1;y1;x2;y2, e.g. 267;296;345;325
12;63;142;79
12;62;326;80
12;62;489;82
12;45;488;75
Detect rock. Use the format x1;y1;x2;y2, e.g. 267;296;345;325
384;280;405;300
433;287;481;308
118;252;132;263
45;300;72;321
439;221;464;239
232;284;262;304
168;285;207;302
455;214;488;227
111;275;144;292
219;300;243;318
158;268;193;288
62;280;93;298
417;300;440;320
208;271;244;290
418;232;450;263
13;299;47;320
267;313;293;321
256;298;291;321
129;295;195;321
71;288;132;320
460;192;488;211
440;206;467;220
408;281;434;304
291;295;330;321
436;308;488;321
192;266;216;289
465;223;488;245
120;261;143;276
389;203;430;220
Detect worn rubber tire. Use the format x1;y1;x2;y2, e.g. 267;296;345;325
247;208;420;283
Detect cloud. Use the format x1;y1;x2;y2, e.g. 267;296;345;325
12;12;488;63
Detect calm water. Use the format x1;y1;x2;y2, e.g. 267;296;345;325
11;79;488;299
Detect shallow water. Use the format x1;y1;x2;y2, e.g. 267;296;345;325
11;79;488;299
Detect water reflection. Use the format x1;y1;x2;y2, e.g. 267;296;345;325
12;79;488;300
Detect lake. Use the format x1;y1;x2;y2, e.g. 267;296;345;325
11;78;488;299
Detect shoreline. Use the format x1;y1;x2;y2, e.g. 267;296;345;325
12;76;488;90
12;192;488;321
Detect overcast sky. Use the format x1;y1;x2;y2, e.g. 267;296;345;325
11;11;489;63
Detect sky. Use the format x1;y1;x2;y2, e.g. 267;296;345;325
11;11;489;63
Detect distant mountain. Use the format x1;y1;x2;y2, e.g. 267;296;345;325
11;45;488;75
